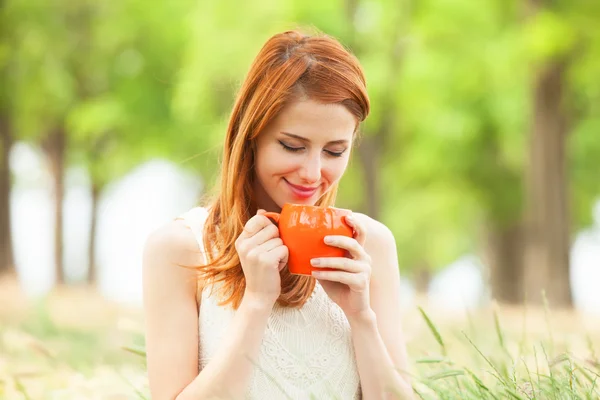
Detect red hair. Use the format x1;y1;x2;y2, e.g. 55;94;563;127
199;29;370;309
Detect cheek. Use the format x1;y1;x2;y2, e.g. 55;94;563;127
323;158;350;182
256;149;299;178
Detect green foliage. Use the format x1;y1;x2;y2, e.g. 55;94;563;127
2;0;599;275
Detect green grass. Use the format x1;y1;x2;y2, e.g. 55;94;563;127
1;286;599;399
412;307;600;399
0;287;148;399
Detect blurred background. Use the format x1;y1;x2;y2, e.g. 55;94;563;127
1;0;599;398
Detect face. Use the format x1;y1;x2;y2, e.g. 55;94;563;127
253;99;356;211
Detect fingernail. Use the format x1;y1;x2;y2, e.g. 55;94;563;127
324;236;333;244
312;271;322;277
311;258;320;266
346;215;354;222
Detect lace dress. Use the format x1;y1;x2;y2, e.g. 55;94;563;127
176;207;362;399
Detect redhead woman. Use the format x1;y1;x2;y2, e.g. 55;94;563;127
143;29;414;400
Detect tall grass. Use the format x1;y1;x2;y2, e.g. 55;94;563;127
1;284;599;399
413;305;600;399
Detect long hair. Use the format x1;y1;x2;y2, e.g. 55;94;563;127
199;29;370;309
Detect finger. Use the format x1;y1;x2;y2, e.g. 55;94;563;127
240;215;277;240
312;270;366;290
245;222;280;247
254;237;284;253
344;214;366;246
252;243;288;271
310;257;363;273
324;235;364;259
269;245;289;271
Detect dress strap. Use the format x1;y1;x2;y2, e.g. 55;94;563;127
175;207;209;252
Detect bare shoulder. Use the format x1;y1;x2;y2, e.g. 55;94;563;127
143;220;206;398
352;212;400;279
143;219;206;300
352;212;396;248
144;219;205;269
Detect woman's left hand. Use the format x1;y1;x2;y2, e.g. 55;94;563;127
311;214;372;318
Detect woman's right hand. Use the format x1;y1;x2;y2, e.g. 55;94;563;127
235;209;288;306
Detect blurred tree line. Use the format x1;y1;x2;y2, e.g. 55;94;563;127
0;0;598;308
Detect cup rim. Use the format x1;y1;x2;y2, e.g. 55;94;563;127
283;203;351;212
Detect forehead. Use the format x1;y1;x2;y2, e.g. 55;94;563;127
269;99;356;140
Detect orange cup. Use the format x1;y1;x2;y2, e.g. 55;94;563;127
263;203;353;276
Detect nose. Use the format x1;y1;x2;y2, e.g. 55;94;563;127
298;151;321;184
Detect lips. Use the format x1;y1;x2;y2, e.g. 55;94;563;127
284;179;319;199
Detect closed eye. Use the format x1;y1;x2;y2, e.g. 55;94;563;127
279;140;347;157
279;140;303;152
325;149;346;157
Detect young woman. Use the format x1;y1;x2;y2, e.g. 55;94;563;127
143;29;414;400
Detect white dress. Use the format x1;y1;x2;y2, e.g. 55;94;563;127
176;207;362;399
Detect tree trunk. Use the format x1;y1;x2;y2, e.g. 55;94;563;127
524;57;572;308
43;127;66;285
87;182;99;285
483;222;525;304
413;261;432;294
357;137;381;219
344;0;404;220
0;114;15;276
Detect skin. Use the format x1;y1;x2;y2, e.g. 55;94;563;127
143;99;414;399
252;99;354;212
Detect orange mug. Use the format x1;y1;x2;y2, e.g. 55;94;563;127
263;203;353;276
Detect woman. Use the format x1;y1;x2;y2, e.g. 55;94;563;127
143;29;414;399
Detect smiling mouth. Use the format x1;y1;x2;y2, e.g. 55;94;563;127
284;179;320;199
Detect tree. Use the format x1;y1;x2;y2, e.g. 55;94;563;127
0;0;16;276
522;0;600;307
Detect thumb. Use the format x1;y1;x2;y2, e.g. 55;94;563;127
257;209;266;215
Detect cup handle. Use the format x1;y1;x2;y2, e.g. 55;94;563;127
262;212;280;226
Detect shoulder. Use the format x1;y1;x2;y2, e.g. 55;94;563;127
352;212;396;249
142;220;205;397
144;219;205;268
352;212;400;279
142;219;205;299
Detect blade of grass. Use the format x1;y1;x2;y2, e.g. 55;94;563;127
464;367;501;400
521;356;537;399
418;307;446;357
492;303;509;358
117;369;149;400
541;291;555;356
504;387;526;400
13;376;32;400
462;331;511;388
415;357;453;365
426;370;465;381
541;343;559;400
122;345;146;358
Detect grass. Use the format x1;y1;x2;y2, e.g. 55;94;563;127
1;278;599;399
0;279;147;399
411;303;600;399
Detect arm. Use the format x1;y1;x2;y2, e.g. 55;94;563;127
310;214;414;399
349;311;413;399
349;217;414;399
143;221;273;400
178;294;272;400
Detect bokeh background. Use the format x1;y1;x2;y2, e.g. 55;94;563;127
1;0;599;398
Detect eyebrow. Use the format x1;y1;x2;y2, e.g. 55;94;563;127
280;132;349;145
